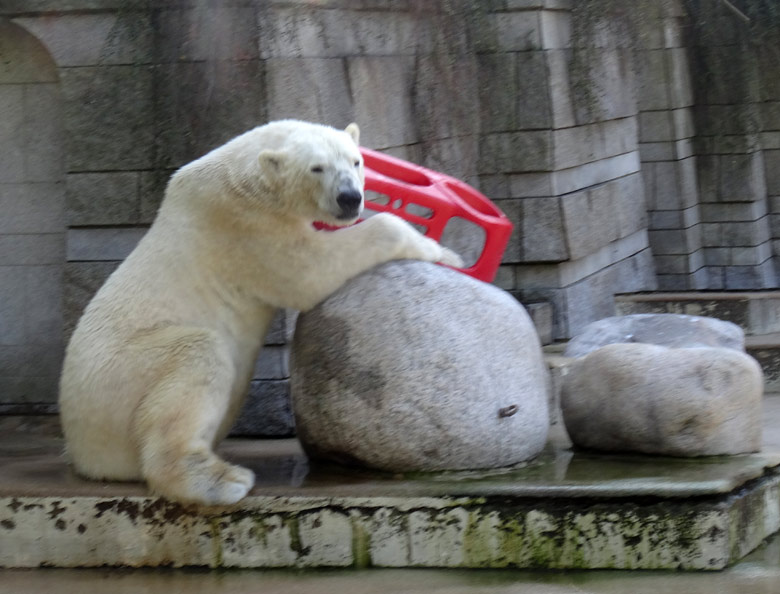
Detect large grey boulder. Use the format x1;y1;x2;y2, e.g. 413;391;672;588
291;260;550;472
561;343;763;456
564;313;745;358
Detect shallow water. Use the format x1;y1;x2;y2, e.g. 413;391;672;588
5;417;779;502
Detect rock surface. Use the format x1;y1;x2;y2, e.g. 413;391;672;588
291;260;550;472
561;343;763;456
564;313;745;358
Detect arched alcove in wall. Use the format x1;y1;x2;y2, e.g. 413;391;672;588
0;19;65;406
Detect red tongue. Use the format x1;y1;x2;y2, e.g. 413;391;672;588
313;220;365;231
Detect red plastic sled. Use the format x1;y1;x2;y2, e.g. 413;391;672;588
317;148;513;283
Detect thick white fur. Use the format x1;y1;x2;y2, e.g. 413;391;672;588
59;120;462;506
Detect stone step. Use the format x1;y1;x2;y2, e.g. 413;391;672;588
614;292;780;392
547;333;780;395
746;333;780;393
3;410;780;571
614;291;780;336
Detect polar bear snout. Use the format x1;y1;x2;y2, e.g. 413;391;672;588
336;188;364;220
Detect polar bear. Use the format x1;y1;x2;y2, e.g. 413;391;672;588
59;120;462;506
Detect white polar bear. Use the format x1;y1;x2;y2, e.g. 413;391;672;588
59;120;462;506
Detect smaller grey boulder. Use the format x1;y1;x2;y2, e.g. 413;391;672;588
291;260;550;472
564;314;745;359
561;343;763;456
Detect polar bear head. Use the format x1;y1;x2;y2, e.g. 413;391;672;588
256;120;365;225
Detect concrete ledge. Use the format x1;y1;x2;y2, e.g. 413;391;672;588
3;420;780;570
3;473;780;570
615;292;780;391
615;292;780;335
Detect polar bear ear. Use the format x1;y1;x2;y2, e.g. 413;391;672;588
345;123;360;145
258;149;287;173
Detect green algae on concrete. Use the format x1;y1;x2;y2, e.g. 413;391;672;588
4;532;780;594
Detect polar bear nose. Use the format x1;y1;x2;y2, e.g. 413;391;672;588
336;189;363;219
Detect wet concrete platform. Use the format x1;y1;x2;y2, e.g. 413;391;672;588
2;399;780;570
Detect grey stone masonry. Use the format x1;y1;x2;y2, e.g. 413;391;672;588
687;0;776;289
615;291;780;336
230;379;293;437
2;0;780;413
636;6;703;291
234;312;295;437
0;20;65;405
761;40;780;281
501;4;657;338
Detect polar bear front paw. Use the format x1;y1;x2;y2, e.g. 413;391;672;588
150;456;256;507
213;479;252;506
207;463;256;506
370;212;464;269
437;246;464;268
415;236;464;269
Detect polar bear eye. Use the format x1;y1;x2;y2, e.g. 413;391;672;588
311;166;324;173
354;160;361;168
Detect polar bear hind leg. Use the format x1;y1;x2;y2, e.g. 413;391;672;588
130;327;255;506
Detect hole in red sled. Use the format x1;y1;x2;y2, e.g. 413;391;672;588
440;216;486;268
365;191;390;207
405;203;434;219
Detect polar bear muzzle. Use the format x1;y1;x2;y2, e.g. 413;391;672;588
336;187;363;220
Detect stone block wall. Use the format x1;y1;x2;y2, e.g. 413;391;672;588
0;1;499;426
2;0;780;420
686;0;777;289
756;22;780;281
492;1;656;338
0;20;65;412
2;2;270;414
636;1;706;291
